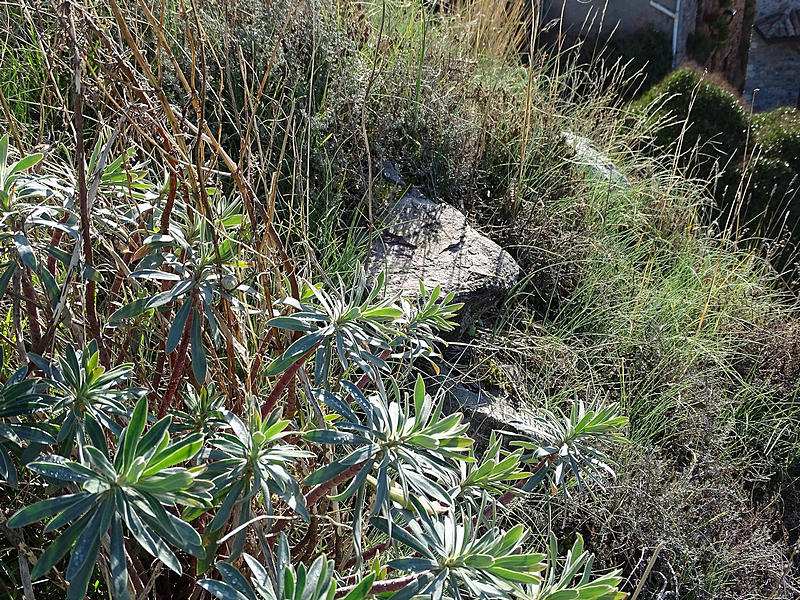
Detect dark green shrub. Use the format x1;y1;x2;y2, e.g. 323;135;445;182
737;157;800;238
607;26;673;97
687;31;716;63
635;66;750;175
752;107;800;171
734;108;800;238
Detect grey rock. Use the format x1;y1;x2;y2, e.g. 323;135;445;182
380;160;406;186
442;381;518;427
433;373;535;441
563;132;630;187
368;188;520;309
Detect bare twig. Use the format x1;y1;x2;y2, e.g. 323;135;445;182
66;3;105;363
360;0;386;270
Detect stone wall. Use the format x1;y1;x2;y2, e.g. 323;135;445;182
752;0;799;14
743;0;800;111
744;35;800;110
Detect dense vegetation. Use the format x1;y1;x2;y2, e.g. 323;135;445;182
0;2;798;600
635;66;800;280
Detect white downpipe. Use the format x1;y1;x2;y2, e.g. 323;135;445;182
650;0;681;67
673;0;681;67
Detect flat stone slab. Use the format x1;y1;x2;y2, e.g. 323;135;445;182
563;132;630;187
369;188;520;308
440;378;524;429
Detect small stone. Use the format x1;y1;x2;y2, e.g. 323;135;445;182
563;131;630;187
380;160;406;186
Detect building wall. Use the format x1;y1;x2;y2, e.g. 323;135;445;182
743;0;800;111
545;0;693;62
546;0;673;37
678;0;699;62
743;35;800;111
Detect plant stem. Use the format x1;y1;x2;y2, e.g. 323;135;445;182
160;161;178;235
159;305;193;417
67;5;104;363
249;328;276;389
20;267;41;350
293;512;319;563
305;461;366;507
270;460;366;536
150;277;176;393
336;574;421;599
346;538;391;569
284;377;298;419
45;214;70;277
261;346;318;417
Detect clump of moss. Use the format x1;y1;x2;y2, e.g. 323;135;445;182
635;66;750;176
753;107;800;172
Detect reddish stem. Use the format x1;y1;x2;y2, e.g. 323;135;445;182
345;538;391;570
160;172;177;234
284;378;298;420
106;242;134;316
151;340;167;394
20;267;41;349
149;275;175;395
159;306;193;418
305;461;366;507
336;574;420;599
260;345;318;418
68;8;105;365
45;216;68;277
46;231;62;277
107;273;124;310
270;460;366;536
249;328;276;387
293;512;319;563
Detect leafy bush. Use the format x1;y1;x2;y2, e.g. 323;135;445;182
635;67;750;175
3;0;798;599
0;22;628;592
752;107;800;172
635;70;800;263
745;156;799;201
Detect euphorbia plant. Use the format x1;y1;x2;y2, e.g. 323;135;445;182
0;349;54;488
109;192;252;415
197;405;311;568
303;376;473;524
1;131;628;600
7;397;212;600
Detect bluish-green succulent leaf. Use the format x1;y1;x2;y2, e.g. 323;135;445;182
167;298;193;354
